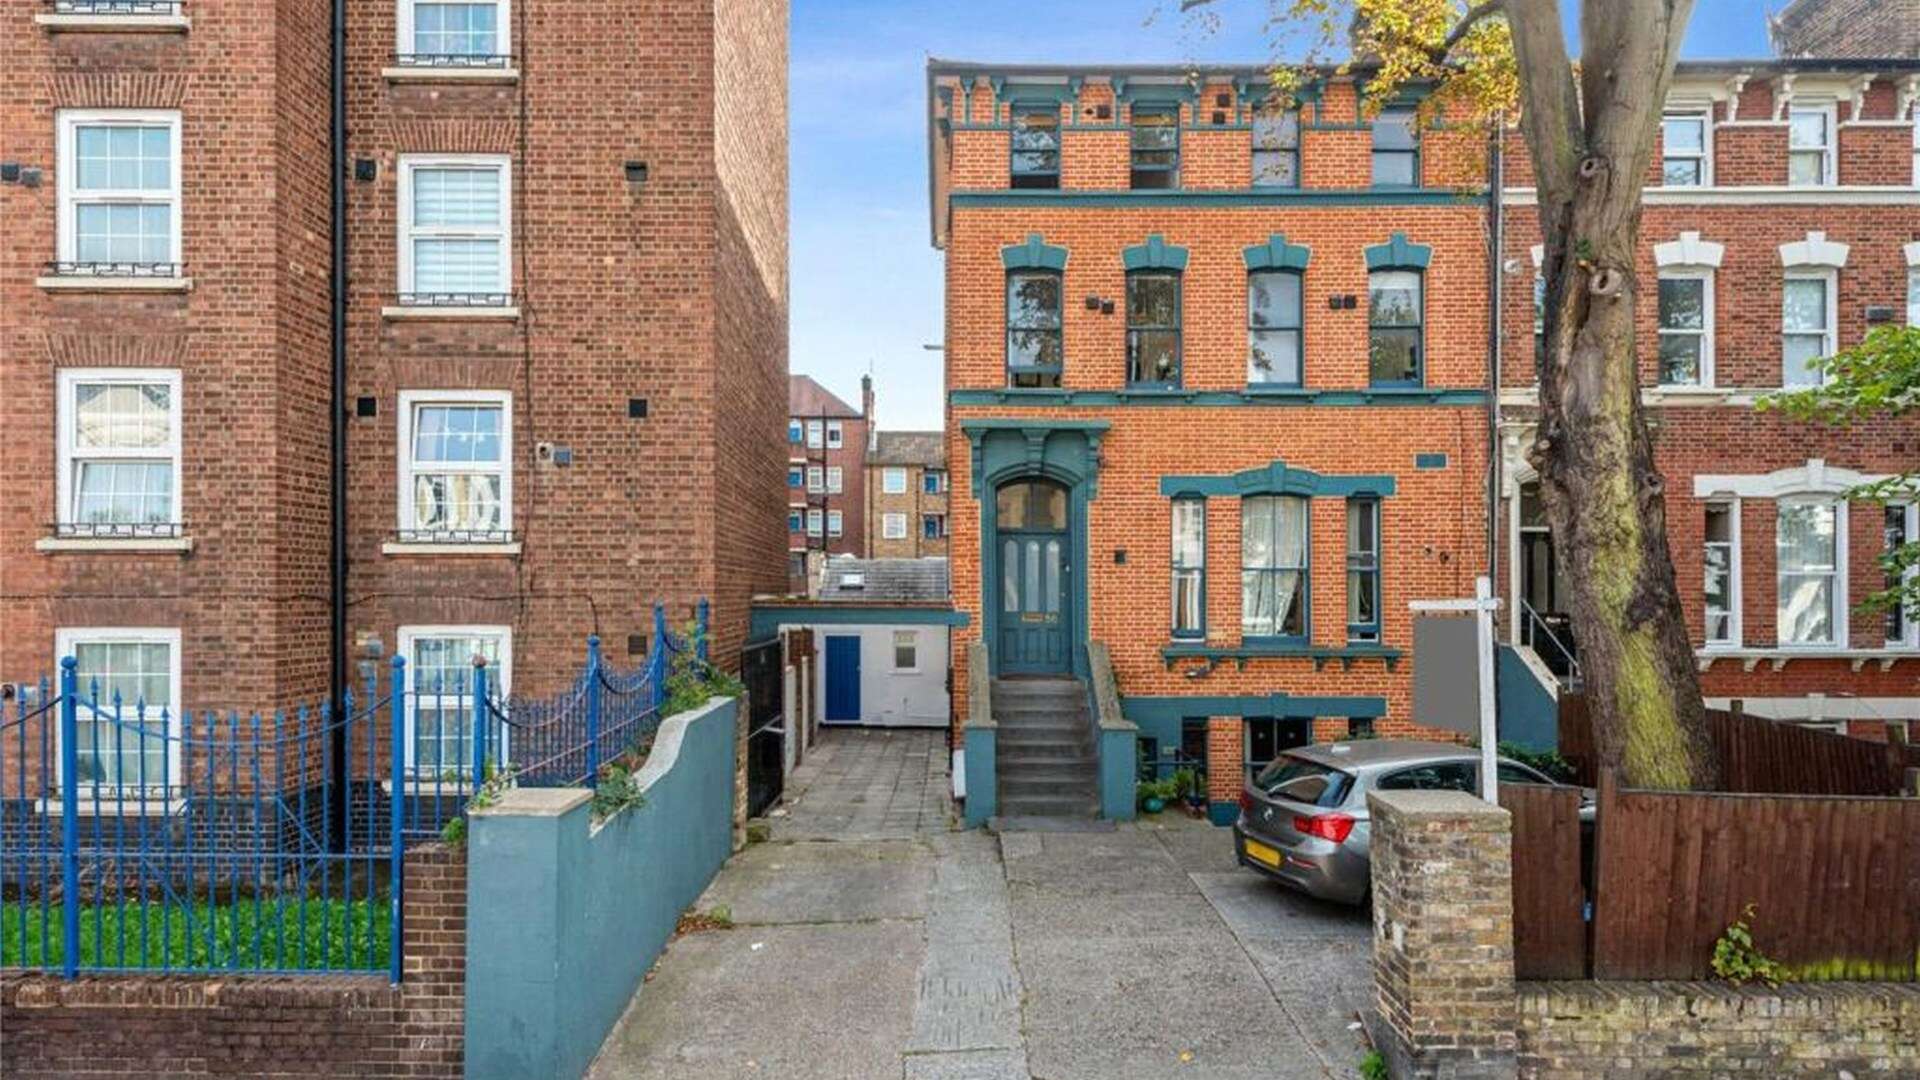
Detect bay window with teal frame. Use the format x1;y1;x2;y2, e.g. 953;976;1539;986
1242;495;1309;643
1171;497;1206;639
1346;497;1381;643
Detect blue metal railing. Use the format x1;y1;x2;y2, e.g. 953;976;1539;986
0;598;710;981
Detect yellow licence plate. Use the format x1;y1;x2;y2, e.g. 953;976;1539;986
1244;839;1281;868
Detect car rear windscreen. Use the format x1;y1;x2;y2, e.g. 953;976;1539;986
1253;756;1353;807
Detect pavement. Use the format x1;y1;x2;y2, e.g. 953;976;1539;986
587;729;1374;1080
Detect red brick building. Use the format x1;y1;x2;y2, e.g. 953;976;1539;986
787;373;870;591
865;431;949;559
927;56;1920;821
1;1;789;743
1771;0;1920;60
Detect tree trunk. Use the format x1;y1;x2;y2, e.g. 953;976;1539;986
1509;0;1718;789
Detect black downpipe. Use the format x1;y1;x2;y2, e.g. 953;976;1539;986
327;0;350;852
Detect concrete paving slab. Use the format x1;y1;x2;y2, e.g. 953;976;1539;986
902;1048;1032;1080
586;920;923;1080
696;838;934;924
1188;870;1371;944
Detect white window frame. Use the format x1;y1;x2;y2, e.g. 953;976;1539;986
396;154;513;299
806;420;823;449
1776;495;1847;649
1656;269;1714;388
1781;269;1838;388
1703;499;1741;648
1787;103;1836;187
826;465;843;494
56;626;183;792
396;624;511;776
827;509;844;537
806;466;824;493
882;512;907;540
826;421;844;449
56;368;183;534
396;0;512;60
1660;110;1711;187
395;389;513;538
1889;502;1919;650
806;509;823;537
891;630;920;673
882;467;908;495
56;109;183;268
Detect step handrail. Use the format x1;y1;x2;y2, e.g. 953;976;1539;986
1086;641;1134;736
967;639;994;732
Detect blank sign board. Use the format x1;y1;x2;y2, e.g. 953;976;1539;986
1412;614;1479;736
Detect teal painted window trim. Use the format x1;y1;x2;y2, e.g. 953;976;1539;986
1158;459;1396;499
1112;78;1198;107
1170;496;1206;640
1242;234;1311;271
1121;233;1189;271
1247;264;1305;390
1414;452;1448;469
1124;267;1183;389
1240;495;1311;644
989;79;1081;107
947;387;1486;408
1345;497;1382;644
1158;641;1404;672
1001;233;1069;271
1122;691;1389;725
950;189;1486;208
1363;231;1432;270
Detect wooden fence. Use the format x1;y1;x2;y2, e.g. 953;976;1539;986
1558;695;1920;796
1507;774;1920;981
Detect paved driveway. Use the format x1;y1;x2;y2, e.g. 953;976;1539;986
588;730;1373;1080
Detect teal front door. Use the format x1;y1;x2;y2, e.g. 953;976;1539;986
996;479;1071;674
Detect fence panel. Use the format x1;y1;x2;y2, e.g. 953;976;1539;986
1501;782;1587;979
1558;695;1920;796
741;638;784;818
1591;773;1920;981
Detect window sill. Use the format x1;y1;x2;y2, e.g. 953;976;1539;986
37;275;192;293
381;305;520;321
1695;647;1919;673
382;541;523;556
36;536;193;554
38;797;188;817
1161;641;1403;672
379;778;479;797
382;66;520;84
35;13;189;31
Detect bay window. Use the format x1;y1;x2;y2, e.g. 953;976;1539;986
1248;270;1302;387
1242;495;1308;641
57;369;182;537
1777;498;1842;646
1171;498;1205;639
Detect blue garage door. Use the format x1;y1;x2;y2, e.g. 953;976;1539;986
824;635;861;723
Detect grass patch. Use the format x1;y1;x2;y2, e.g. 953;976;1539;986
0;897;389;972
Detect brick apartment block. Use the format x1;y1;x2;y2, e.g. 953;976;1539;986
927;57;1920;811
786;372;869;591
0;0;789;732
866;430;949;559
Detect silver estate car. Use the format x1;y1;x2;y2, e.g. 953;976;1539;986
1232;739;1585;905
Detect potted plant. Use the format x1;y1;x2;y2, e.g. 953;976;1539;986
1137;777;1179;814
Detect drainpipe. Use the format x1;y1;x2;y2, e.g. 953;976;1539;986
328;0;350;850
1485;115;1504;609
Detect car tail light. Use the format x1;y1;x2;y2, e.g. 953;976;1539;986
1292;812;1355;843
1237;791;1254;815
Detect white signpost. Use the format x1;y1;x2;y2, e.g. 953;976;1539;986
1409;575;1503;803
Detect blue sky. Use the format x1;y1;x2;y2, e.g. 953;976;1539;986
790;0;1777;430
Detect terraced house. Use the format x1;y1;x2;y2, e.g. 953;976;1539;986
926;56;1920;825
0;0;788;722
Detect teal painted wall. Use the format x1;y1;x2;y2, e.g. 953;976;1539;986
1098;727;1138;821
964;726;997;826
464;696;739;1080
1496;645;1559;752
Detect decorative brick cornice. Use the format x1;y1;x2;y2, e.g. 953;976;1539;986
44;332;191;367
388;119;519;155
47;73;189;109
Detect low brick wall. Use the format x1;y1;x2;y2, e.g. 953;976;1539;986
0;844;466;1079
1517;980;1920;1079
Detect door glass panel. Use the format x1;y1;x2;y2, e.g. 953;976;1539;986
1003;540;1019;612
1024;541;1041;612
997;484;1028;529
1044;540;1061;614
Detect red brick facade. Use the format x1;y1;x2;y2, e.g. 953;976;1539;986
866;431;949;559
929;59;1920;803
0;3;790;714
787;374;870;590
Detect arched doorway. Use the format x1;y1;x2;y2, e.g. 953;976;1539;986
995;477;1070;674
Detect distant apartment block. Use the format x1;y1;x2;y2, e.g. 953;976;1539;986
866;432;949;559
788;374;871;591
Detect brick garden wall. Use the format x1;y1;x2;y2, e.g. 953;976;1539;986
0;844;466;1079
1516;980;1920;1079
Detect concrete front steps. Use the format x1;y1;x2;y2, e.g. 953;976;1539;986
991;676;1098;820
